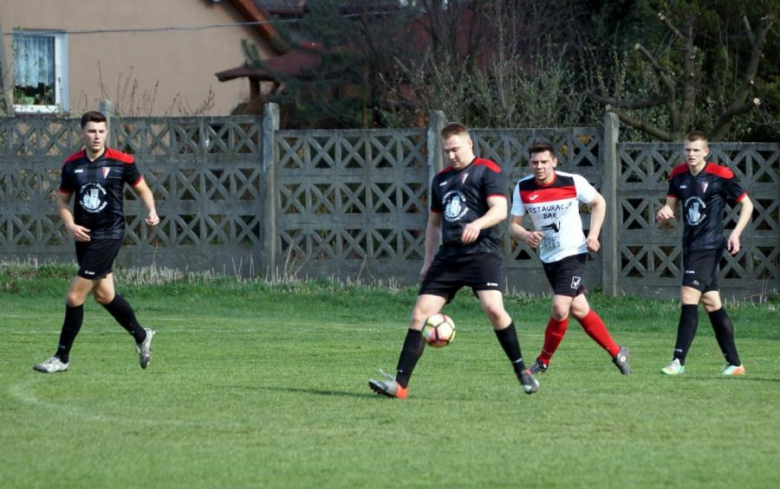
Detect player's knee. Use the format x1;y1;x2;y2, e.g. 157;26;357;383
65;290;85;307
569;303;589;319
93;290;114;305
551;304;570;320
483;304;507;324
410;308;429;330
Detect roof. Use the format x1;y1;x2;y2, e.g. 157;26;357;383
228;0;286;54
216;43;322;82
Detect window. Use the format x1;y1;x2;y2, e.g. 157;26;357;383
12;31;69;113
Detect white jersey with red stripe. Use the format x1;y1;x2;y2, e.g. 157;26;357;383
510;171;597;263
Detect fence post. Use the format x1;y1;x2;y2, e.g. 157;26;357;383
601;112;620;296
427;111;447;181
262;103;280;277
0;16;15;116
99;99;114;147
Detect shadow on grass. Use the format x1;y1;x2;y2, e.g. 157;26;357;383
737;377;780;384
259;385;377;399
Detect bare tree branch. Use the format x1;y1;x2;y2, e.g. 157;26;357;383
678;17;698;132
710;15;774;140
605;105;674;141
742;15;755;48
711;98;761;141
658;12;685;41
587;91;665;110
634;43;675;91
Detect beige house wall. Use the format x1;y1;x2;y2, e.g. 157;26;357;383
1;0;274;116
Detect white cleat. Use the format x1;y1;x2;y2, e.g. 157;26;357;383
33;356;70;374
136;328;156;369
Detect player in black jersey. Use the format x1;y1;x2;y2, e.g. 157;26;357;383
33;111;160;374
369;123;539;398
656;131;753;377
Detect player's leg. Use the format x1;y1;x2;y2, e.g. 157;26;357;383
702;291;744;375
94;274;147;344
571;294;619;357
570;294;629;374
34;240;99;373
477;289;538;394
93;274;156;369
533;294;572;372
661;285;702;375
399;293;447;382
33;275;93;373
369;293;446;399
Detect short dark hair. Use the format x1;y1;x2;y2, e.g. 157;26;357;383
80;111;107;129
441;122;469;139
528;141;556;158
685;131;708;144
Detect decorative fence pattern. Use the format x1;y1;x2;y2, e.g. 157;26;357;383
1;106;777;299
274;128;429;282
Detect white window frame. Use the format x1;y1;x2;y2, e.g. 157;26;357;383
12;30;69;114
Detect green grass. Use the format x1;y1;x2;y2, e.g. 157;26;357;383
1;265;779;488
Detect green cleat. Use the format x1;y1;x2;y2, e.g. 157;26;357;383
721;364;745;377
661;358;685;376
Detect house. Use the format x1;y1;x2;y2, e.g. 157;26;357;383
215;1;495;124
0;0;284;116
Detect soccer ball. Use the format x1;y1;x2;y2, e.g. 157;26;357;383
422;314;456;347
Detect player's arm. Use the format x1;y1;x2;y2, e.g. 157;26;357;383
57;192;91;242
727;195;753;255
131;179;160;226
420;212;443;281
656;196;678;222
509;214;543;249
586;192;606;252
462;196;507;244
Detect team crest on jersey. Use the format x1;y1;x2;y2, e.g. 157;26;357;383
700;182;709;193
443;190;469;222
684;196;707;226
102;167;111;179
79;183;108;213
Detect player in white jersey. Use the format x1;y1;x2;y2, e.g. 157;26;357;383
509;142;630;375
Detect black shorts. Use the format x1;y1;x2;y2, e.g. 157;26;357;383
75;239;123;280
419;253;504;302
682;249;722;293
543;253;588;297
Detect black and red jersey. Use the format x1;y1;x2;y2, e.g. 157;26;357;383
59;148;143;240
667;162;747;251
430;157;507;258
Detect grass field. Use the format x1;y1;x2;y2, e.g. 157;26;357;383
1;264;779;488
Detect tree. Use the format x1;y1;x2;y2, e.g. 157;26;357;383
397;0;594;128
244;0;416;129
588;3;776;141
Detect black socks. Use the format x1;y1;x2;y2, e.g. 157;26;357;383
708;308;741;366
673;305;698;365
102;294;147;344
395;329;425;388
494;322;526;375
55;304;84;363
